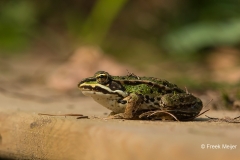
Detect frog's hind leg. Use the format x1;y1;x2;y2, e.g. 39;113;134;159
160;93;203;120
139;110;179;121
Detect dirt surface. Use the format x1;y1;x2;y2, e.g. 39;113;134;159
0;92;240;160
0;52;240;159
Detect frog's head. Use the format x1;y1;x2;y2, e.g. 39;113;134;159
78;71;128;112
78;71;127;98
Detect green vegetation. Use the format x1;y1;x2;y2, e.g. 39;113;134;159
0;1;37;51
1;0;240;55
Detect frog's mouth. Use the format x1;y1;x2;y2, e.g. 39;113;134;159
79;83;128;97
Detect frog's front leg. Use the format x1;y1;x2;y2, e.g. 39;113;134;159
110;93;143;119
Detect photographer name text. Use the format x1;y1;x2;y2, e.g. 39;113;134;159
201;144;237;150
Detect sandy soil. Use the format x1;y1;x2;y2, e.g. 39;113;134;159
0;91;240;160
0;53;240;159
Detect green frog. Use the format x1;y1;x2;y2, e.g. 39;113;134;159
78;71;203;121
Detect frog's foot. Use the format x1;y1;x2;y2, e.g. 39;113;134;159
139;110;179;121
108;111;117;117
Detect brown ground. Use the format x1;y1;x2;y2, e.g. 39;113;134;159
0;93;240;160
0;49;240;160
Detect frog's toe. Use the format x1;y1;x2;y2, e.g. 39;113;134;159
139;111;155;119
108;111;117;117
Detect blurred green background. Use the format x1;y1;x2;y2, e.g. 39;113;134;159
1;0;240;54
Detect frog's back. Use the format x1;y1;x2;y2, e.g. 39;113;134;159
112;75;185;94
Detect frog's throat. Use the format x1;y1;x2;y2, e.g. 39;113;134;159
79;83;128;97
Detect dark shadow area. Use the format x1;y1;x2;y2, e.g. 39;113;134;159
0;157;16;160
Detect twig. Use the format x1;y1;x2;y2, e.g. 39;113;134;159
38;113;84;116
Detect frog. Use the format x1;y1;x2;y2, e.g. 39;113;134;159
78;71;203;121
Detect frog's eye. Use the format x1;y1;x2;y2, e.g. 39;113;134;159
95;71;110;84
